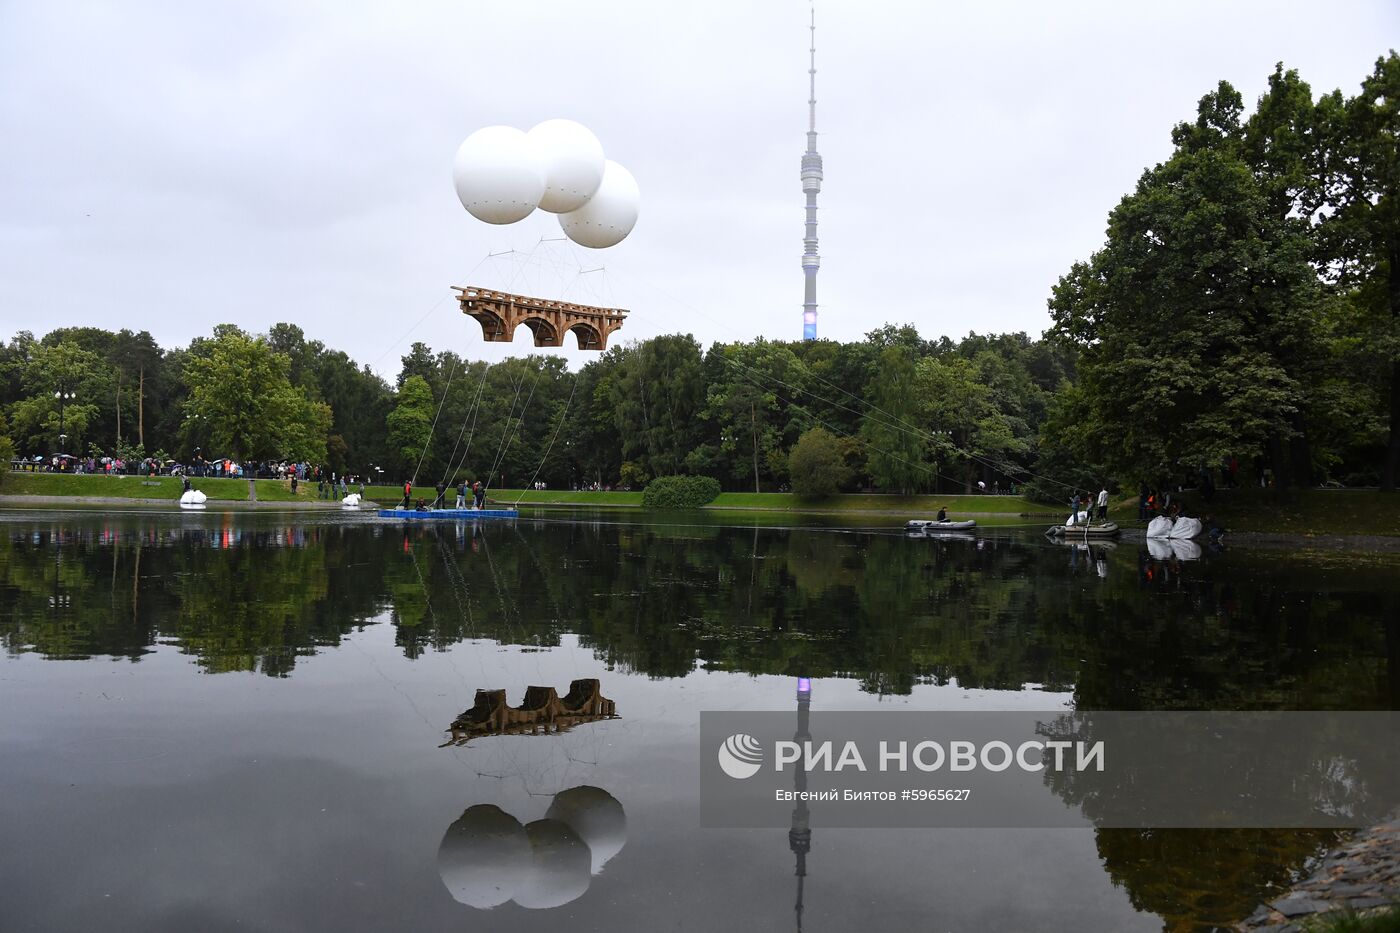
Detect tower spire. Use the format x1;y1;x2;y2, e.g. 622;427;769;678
800;2;823;341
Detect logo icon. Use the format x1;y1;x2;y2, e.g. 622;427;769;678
718;733;764;779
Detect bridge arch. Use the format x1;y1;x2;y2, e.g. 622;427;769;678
454;286;627;351
567;321;603;351
520;316;560;347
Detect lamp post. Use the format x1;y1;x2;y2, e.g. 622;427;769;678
54;390;75;458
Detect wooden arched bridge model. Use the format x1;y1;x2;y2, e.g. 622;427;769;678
441;678;619;747
454;286;628;351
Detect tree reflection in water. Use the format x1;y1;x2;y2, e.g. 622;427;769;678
0;514;1395;931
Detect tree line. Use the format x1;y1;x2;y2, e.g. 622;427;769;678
1;53;1395;495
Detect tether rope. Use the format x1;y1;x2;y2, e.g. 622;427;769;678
409;335;463;488
439;361;493;487
514;371;579;506
482;367;531;492
485;365;542;493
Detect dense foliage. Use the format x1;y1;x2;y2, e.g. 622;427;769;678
1048;53;1400;491
788;427;851;498
640;475;722;509
1;56;1395;494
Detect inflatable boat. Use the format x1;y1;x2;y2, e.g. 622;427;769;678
906;519;977;532
179;489;207;510
1045;521;1119;537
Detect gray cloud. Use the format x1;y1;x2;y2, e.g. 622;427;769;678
2;0;1395;378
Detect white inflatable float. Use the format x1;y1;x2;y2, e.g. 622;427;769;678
341;493;361;508
179;489;207;509
1146;516;1203;540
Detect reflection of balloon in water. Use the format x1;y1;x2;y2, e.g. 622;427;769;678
437;805;531;908
452;126;545;225
514;819;592;910
545;785;627;874
527;119;606;214
558;160;640;249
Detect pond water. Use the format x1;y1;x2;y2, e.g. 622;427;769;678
0;510;1396;932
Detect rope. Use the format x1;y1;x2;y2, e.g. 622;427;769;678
515;372;579;505
409;342;462;488
482;366;532;492
439;361;492;487
716;350;972;490
368;250;493;375
485;365;542;493
608;265;1083;493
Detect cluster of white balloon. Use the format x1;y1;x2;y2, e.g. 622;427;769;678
437;786;627;910
452;119;640;249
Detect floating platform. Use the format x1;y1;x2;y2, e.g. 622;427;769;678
377;508;519;520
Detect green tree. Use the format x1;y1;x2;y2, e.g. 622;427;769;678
0;412;14;482
8;341;109;454
860;345;927;494
108;329;162;450
919;354;1024;493
788;427;850;498
699;341;805;491
610;335;706;477
1049;81;1323;486
387;374;434;479
182;326;328;462
1314;52;1400;489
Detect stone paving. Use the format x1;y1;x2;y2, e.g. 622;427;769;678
1238;815;1400;931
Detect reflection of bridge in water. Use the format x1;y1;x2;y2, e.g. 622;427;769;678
441;678;619;747
454;285;628;351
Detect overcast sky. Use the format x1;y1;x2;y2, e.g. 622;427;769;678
2;1;1396;380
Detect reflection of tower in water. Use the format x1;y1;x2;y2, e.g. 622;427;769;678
789;677;812;931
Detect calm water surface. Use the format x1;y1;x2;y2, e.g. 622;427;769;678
1;509;1396;932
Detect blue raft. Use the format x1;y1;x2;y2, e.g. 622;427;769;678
377;508;519;520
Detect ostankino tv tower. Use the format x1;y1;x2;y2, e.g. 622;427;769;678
800;3;822;341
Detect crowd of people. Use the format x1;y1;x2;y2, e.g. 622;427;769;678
14;447;373;502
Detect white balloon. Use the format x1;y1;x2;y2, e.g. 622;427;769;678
558;160;640;249
436;805;531;909
545;786;627;874
527;119;606;214
514;819;592;909
452;126;544;225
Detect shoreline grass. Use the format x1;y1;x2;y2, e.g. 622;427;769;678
5;474;1398;535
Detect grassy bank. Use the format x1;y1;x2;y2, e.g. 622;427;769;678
0;472;332;503
7;474;1397;535
361;486;1045;514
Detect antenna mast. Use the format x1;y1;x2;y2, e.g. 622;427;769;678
800;2;823;341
